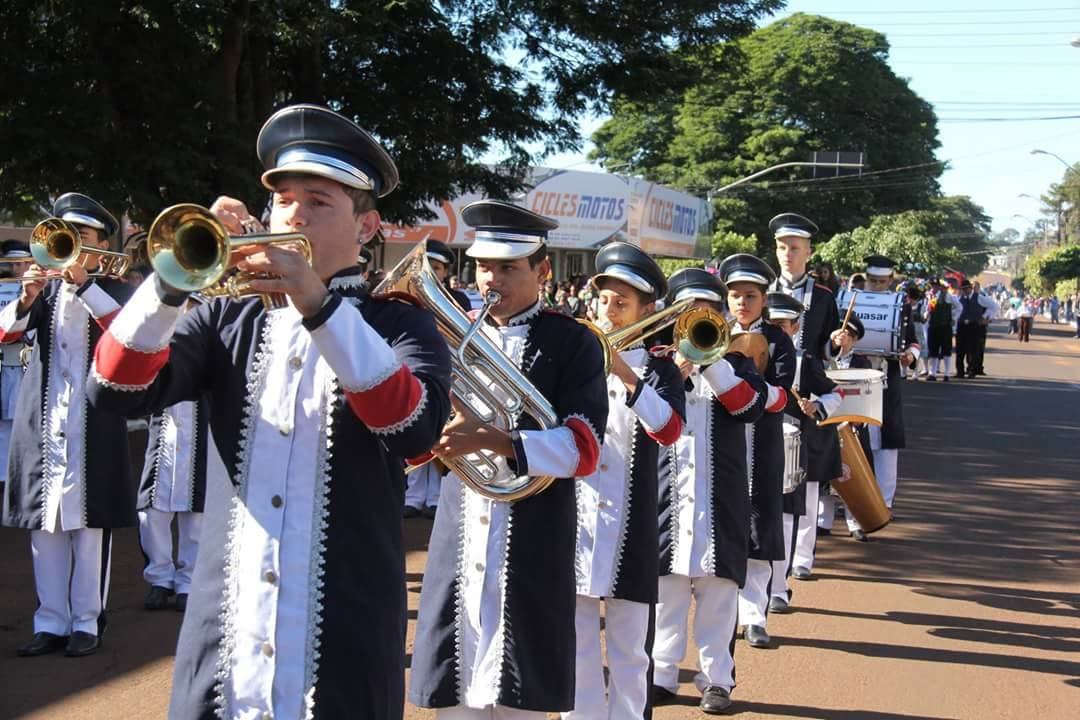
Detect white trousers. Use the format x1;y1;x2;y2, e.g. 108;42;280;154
564;595;651;720
771;513;798;601
653;574;739;694
31;527;112;636
138;508;203;593
0;418;11;484
792;482;819;572
405;462;442;509
738;559;773;629
437;707;545;719
818;493;836;530
868;426;898;508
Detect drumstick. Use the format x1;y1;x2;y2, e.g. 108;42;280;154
841;291;858;332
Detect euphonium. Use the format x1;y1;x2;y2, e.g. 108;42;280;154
0;218;133;282
147;204;311;310
375;242;559;502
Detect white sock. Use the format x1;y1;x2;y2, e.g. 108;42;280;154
930;357;939;376
943;357;952;375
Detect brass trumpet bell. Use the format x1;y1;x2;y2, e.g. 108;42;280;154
15;217;133;280
147;204;310;310
590;297;730;372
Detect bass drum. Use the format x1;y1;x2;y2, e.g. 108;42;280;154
836;289;905;357
834;422;891;533
782;422;805;494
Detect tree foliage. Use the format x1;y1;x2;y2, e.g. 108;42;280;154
591;13;942;255
0;0;780;225
816;211;963;277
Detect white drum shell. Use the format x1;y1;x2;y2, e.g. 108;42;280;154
782;423;804;494
837;289;904;356
822;368;886;426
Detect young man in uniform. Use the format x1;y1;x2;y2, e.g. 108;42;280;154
651;267;767;715
2;194;135;657
566;241;685;720
955;279;997;379
762;292;842;610
718;255;795;650
409;200;608;719
89;104;452;718
925;278;962;382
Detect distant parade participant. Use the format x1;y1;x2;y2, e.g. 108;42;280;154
969;281;998;377
1;193;135;657
848;273;866;291
403;238;470;520
955;279;996;379
762;292;841;601
0;240;31;485
409;200;608;719
846;256;919;541
89;105;453;718
717;255;795;650
926;278;962;382
567;242;685;720
651;268;767;715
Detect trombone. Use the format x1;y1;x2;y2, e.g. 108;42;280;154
147;204;311;310
0;218;132;283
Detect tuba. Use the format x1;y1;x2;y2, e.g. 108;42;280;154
375;243;559;502
147;204;311;310
0;218;132;282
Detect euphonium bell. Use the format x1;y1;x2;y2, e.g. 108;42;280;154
147;204;311;310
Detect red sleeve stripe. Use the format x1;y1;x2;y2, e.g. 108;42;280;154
406;451;436;467
645;411;683;446
94;331;170;388
345;364;426;434
766;386;788;414
0;330;24;344
94;309;120;331
716;379;756;415
566;416;601;477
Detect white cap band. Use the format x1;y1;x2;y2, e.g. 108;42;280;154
595;264;655;295
61;212;105;230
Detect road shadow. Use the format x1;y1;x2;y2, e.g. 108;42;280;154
793;605;1080;639
728;701;960;719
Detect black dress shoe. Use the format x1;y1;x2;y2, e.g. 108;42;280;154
745;624;771;648
175;593;188;613
792;566;812;580
926;375;936;381
852;529;870;542
64;631;101;657
700;685;733;714
403;505;421;519
144;585;173;610
16;632;67;657
652;685;677;705
943;376;949;383
816;527;831;537
769;595;792;614
421;505;437;520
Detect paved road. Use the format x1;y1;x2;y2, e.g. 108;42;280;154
0;321;1077;719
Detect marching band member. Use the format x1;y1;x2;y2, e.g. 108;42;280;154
652;268;768;715
88;105;452;718
848;255;919;540
409;200;608;719
717;255;796;650
566;242;685;720
404;238;470;520
2;193;134;658
0;239;31;490
763;293;842;611
137;301;210;614
767;213;852;580
926;278;962;382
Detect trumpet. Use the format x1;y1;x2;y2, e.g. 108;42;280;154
588;297;731;372
0;218;132;283
147;204;311;310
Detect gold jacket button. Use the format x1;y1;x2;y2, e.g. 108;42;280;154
261;641;274;657
271;495;283;508
264;569;278;584
289;356;302;370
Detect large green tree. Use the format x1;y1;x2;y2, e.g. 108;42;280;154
816;210;962;277
0;0;780;225
591;13;942;254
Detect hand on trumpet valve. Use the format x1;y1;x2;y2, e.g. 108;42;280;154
208;196;263;236
61;262;88;287
234;243;326;318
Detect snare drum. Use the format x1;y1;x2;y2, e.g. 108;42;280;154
821;368;886;427
782;423;804;494
836;289;905;356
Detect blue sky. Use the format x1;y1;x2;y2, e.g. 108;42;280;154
541;1;1080;236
